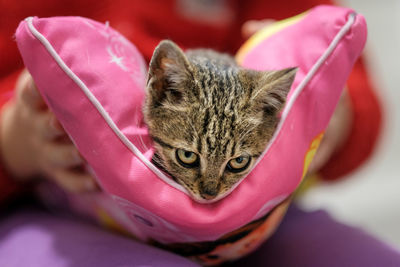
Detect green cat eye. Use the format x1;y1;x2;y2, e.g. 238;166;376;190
176;149;199;168
227;155;251;173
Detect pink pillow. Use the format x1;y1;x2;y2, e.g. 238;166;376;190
16;5;366;264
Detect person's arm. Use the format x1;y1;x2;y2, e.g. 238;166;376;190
241;20;382;181
0;70;97;204
318;58;382;180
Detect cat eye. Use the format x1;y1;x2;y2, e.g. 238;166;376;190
226;155;251;173
176;149;199;168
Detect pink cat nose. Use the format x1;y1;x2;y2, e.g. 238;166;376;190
201;192;217;200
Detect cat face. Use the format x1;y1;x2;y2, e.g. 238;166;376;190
144;40;296;201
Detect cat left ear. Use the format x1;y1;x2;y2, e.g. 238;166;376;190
253;67;298;116
147;40;192;104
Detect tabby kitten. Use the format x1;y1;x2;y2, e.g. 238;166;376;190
144;40;297;202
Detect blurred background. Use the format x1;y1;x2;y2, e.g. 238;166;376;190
299;0;400;249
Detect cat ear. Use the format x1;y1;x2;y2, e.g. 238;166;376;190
252;67;298;116
147;40;192;104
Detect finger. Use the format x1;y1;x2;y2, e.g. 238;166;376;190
41;142;83;168
36;112;66;140
15;69;31;96
241;19;276;38
308;90;352;175
48;114;67;140
52;169;98;193
17;71;46;110
307;138;333;174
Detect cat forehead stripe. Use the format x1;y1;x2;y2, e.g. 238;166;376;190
190;61;241;160
25;13;356;203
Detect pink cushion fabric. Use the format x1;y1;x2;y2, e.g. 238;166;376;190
15;4;366;250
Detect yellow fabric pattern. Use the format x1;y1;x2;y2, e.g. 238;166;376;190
236;12;307;64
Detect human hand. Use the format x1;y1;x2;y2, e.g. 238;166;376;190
0;70;98;193
306;90;353;174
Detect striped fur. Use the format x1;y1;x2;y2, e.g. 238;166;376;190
144;40;296;201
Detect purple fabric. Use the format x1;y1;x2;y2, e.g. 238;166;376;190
1;205;400;267
233;205;400;267
0;208;199;267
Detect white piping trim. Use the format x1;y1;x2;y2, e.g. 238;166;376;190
25;17;190;196
25;13;356;204
217;12;357;198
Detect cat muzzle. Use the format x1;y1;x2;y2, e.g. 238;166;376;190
199;182;220;199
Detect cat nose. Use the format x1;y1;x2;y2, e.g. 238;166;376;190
201;192;217;200
201;191;217;200
199;182;219;200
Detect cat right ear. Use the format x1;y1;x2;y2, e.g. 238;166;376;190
253;67;298;116
147;40;192;105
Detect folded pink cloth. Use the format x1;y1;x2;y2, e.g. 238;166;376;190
16;5;366;264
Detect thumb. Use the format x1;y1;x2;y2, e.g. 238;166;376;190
17;70;47;111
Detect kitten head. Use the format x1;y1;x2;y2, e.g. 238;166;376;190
144;40;297;202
